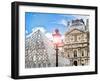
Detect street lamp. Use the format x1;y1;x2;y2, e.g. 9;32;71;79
52;29;62;67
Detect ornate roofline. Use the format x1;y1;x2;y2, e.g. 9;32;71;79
65;28;85;36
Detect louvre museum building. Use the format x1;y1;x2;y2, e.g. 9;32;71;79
25;19;90;68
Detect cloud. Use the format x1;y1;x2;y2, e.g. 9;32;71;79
45;33;53;41
25;30;28;34
60;19;68;27
27;26;64;41
27;27;53;40
52;19;68;27
45;32;64;42
26;27;46;38
32;27;53;41
61;35;64;40
51;19;68;27
32;27;46;33
74;15;89;19
60;15;89;27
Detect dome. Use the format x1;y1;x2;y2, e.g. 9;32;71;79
68;19;86;31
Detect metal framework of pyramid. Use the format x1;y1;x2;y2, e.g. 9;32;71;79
25;30;70;68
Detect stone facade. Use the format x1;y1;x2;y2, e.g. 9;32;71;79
63;19;90;66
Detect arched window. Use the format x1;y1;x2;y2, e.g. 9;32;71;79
74;50;77;57
82;50;84;56
67;52;70;58
43;63;46;67
73;61;78;66
38;63;41;67
33;63;36;68
48;63;51;67
68;54;70;58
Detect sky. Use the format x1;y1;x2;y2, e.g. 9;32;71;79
25;12;89;40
